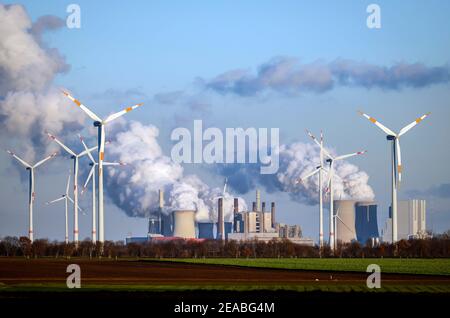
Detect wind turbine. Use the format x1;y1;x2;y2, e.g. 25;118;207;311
62;91;143;245
6;150;57;242
79;135;124;244
46;132;97;245
296;130;326;248
358;111;430;243
305;134;367;250
45;172;82;244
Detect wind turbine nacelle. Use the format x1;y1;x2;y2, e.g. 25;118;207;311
326;159;332;163
89;162;94;166
386;135;396;140
71;155;76;159
93;121;102;127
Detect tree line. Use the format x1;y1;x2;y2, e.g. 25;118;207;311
0;235;449;258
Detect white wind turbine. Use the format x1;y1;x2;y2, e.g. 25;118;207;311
6;150;57;242
296;130;326;248
46;132;97;245
79;135;124;244
62;90;144;244
45;172;83;244
306;134;367;250
358;111;430;243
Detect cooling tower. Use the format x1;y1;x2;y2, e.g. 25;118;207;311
334;200;357;244
173;210;196;239
355;202;379;244
161;212;173;236
198;222;214;239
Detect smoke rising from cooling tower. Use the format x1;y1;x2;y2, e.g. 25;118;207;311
104;120;248;222
216;142;375;205
0;5;85;162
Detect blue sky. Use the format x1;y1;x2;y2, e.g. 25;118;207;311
1;0;449;241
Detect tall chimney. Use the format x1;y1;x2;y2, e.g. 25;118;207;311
159;189;164;208
256;189;261;211
271;202;275;228
233;198;239;232
217;198;224;240
158;189;164;234
252;202;256;212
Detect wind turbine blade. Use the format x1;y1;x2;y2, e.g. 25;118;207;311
396;139;402;184
33;152;57;168
335;150;367;161
78;135;97;161
102;162;125;166
66;173;71;195
306;129;333;159
358;111;396;136
6;150;32;168
325;162;334;192
62;91;102;122
223;177;228;195
46;197;65;205
67;196;84;213
296;168;320;184
398;112;431;137
99;125;106;163
103;103;144;124
83;166;95;190
46;132;76;157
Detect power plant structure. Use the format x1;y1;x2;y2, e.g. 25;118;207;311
382;199;427;242
172;210;196;239
126;189;313;245
333;199;380;245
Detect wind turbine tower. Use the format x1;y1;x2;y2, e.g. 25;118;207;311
358;111;430;243
6;150;57;242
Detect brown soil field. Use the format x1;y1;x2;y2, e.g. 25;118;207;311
1;258;449;286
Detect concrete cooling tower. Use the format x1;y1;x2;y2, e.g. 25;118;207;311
198;222;214;239
173;210;196;239
334;200;357;244
355;202;379;244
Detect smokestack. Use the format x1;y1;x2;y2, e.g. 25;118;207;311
158;189;164;234
256;189;261;211
217;197;224;240
271;202;275;228
159;189;164;208
262;202;266;212
252;202;256;212
233;198;239;232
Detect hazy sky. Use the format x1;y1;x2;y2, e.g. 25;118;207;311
0;0;449;242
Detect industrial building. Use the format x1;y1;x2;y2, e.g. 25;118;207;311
382;199;427;242
333;200;379;245
126;189;313;246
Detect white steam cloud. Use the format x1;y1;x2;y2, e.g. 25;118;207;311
105;121;247;222
0;4;84;161
277;142;375;204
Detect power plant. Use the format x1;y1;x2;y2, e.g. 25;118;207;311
126;189;314;246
